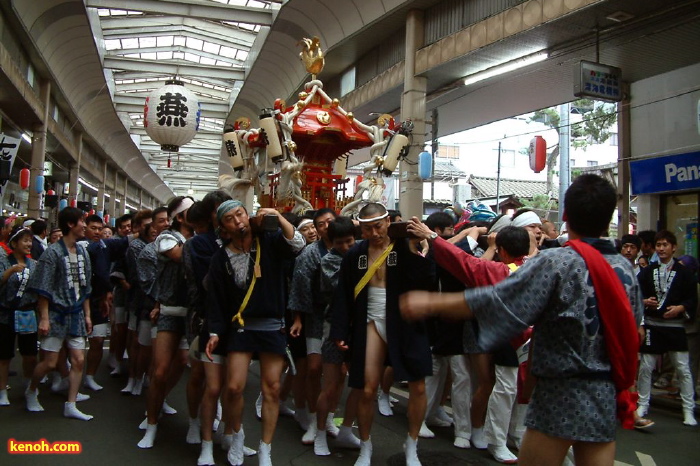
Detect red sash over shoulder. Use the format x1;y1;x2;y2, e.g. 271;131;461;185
566;239;640;429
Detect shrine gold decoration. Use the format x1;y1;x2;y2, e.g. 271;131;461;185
298;37;325;78
316;111;331;125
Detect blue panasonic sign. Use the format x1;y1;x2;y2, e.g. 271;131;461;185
630;151;700;195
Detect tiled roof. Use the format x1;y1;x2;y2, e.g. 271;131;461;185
468;175;555;200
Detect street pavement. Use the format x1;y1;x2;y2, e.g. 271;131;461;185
1;355;698;466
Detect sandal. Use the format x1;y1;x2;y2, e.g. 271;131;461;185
634;418;655;429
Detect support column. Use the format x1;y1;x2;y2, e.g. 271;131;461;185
398;9;426;220
111;171;118;218
68;131;82;206
124;177;129;212
139;188;143;210
557;103;571;226
617;82;631;236
28;80;51;218
97;162;107;214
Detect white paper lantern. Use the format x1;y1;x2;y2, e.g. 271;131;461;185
144;79;201;151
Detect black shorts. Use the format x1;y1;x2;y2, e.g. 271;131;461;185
0;323;38;359
227;328;287;356
640;325;688;354
321;338;348;365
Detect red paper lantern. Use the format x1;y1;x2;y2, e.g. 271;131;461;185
104;214;110;224
529;136;546;173
89;209;95;215
47;189;56;196
19;168;30;189
70;199;77;208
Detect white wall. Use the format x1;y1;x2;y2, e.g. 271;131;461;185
630;62;700;229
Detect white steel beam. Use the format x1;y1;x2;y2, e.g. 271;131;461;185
87;0;272;26
104;56;244;80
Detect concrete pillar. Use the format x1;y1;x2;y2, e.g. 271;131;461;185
68;131;82;206
617;83;631;236
398;9;426;220
97;162;106;212
111;171;118;217
27;80;51;218
124;177;129;212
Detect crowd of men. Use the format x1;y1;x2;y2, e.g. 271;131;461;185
0;173;697;466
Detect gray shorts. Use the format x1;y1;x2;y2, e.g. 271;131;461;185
525;375;616;442
157;314;186;335
321;338;345;365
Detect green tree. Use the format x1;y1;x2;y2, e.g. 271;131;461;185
529;99;617;194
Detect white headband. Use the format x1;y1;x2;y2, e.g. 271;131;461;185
297;219;314;230
357;212;388;223
171;197;194;220
511;211;541;228
488;215;513;233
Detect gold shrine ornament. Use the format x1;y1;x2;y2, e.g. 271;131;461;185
316;111;331;125
298;37;325;77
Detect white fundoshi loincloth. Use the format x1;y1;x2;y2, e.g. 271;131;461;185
366;286;387;343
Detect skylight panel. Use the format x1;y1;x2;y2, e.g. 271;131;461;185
203;42;220;55
105;39;122;50
121;38;139;49
184;52;201;63
173;52;185;60
174;36;186;46
220;46;239;59
124;53;141;59
200;57;217;65
110;9;128;16
139;37;157;48
97;9;111;16
157;51;173;60
186;38;204;51
141;52;157;60
236;50;248;61
157;36;174;47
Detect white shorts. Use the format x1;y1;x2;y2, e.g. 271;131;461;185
150;325;158;340
128;312;138;332
367;286;387;343
200;353;225;365
114;306;127;324
178;336;189;351
138;321;153;347
41;336;86;352
306;337;322;355
90;323;110;338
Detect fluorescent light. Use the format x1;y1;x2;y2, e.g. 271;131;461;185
125;203;137;210
78;177;98;192
463;51;548;86
21;133;31;143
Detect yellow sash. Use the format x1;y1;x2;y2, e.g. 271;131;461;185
354;242;394;299
507;262;520;273
232;237;261;327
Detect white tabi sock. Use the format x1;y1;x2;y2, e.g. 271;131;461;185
197;440;215;466
64;402;93;421
162;399;177;414
84;375;103;391
187;417;202;444
335;425;361;449
0;389;9;406
121;377;136;394
404;435;422;466
326;412;339;437
314;429;331;456
258;440;272;466
137;424;157;449
354;438;372;466
25;387;44;412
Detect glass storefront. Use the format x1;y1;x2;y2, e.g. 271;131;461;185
662;192;699;258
